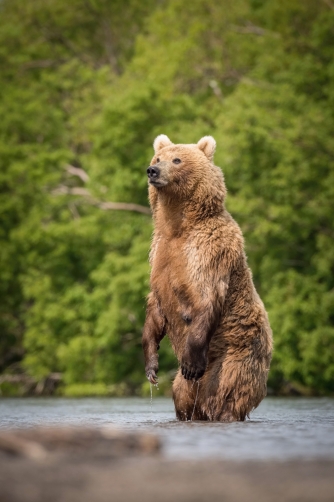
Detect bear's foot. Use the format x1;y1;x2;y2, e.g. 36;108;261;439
173;370;203;421
216;410;239;422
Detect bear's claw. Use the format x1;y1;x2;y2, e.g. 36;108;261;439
146;368;158;385
181;363;205;381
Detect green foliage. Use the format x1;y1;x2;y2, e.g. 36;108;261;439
0;382;23;397
0;0;333;395
61;383;110;398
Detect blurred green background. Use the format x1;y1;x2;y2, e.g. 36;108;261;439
0;0;333;397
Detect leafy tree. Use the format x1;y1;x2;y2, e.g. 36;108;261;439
0;0;333;395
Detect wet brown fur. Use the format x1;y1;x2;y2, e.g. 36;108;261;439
142;136;273;422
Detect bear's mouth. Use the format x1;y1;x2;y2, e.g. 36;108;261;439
149;179;168;188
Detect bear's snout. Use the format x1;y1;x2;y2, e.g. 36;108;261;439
147;163;169;187
147;165;160;180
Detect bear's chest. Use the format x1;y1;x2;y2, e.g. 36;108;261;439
150;236;195;314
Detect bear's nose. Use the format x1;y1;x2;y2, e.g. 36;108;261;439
147;165;160;179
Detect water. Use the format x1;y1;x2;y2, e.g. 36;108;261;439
0;397;333;461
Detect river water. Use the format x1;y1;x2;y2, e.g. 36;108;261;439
0;396;333;461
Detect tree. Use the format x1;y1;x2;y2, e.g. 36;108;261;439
1;0;333;395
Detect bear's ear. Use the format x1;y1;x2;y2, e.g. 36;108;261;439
153;134;173;153
197;136;216;160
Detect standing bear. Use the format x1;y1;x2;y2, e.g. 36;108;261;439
142;135;273;421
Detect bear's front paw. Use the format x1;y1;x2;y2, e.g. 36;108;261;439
181;357;206;381
146;366;158;385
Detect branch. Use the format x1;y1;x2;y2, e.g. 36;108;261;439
0;374;35;385
99;201;152;215
231;23;280;37
52;186;90;196
51;185;152;216
66;164;90;183
0;373;62;385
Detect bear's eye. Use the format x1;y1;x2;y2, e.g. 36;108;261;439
173;158;181;164
156;158;160;163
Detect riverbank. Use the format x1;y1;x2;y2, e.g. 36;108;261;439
0;426;333;502
1;455;334;502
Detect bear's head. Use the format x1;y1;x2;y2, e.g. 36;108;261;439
147;135;226;213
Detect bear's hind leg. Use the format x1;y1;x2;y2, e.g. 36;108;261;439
172;370;203;421
216;393;246;422
212;357;268;422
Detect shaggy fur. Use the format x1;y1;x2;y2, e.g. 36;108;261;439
142;135;273;422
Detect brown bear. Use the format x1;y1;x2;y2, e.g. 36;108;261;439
142;135;273;422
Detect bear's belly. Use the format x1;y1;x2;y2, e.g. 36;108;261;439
150;239;192;357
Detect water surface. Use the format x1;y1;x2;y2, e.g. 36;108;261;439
1;396;333;461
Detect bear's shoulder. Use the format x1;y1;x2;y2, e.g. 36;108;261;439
184;210;244;271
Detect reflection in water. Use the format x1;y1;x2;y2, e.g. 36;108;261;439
0;397;333;460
